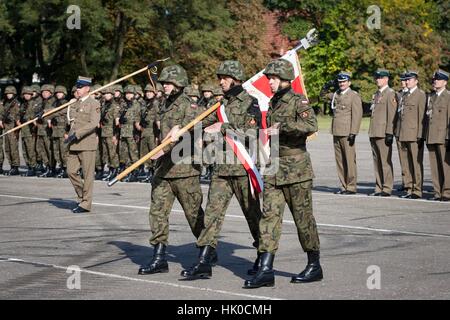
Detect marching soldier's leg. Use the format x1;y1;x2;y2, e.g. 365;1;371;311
287;180;323;283
23;137;37;176
233;176;262;249
172;176;205;239
427;144;442;199
181;175;234;279
244;178;282;288
138;177;175;275
333;136;347;192
95;140;103;180
60;138;68;177
10;132;20;172
377;137;393;194
67;151;83;204
79;150;96;211
125;137;139;182
370;138;383;194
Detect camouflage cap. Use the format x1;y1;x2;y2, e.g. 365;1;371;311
31;84;41;92
41;84;55;93
213;86;223;96
263;58;295;81
216;60;246;81
21;86;33;95
92;84;102;92
144;84;156;92
55;85;67;95
158;64;189;87
124;85;136;94
101;86;114;94
184;85;200;98
134;85;143;96
200;82;215;92
4;86;17;95
114;84;123;93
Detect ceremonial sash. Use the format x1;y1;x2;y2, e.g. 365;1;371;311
217;103;264;194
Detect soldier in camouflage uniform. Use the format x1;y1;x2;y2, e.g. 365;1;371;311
91;84;105;180
49;86;69;178
181;60;262;280
19;86;38;176
116;85;140;182
198;83;215;109
244;59;322;289
100;86;120;181
1;86;21;175
36;84;56;177
137;84;160;183
31;84;44;172
138;65;205;275
213;85;224;103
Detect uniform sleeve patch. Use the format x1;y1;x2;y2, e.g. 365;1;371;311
300;111;309;118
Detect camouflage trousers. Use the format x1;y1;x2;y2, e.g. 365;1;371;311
36;135;53;167
196;175;262;249
259;179;320;254
140;136;157;169
101;137;119;169
149;175;205;246
5;131;20;167
119;137;138;165
22;136;37;167
52;137;67;168
0;134;4;166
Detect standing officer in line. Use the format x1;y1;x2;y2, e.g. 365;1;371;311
396;71;426;199
1;86;21;175
368;69;397;196
244;59;322;289
394;72;409;192
181;60;262;280
19;86;38;176
424;69;450;201
138;65;205;275
66;76;101;213
329;72;363;194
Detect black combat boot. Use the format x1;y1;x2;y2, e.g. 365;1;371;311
247;251;262;275
57;167;68;178
34;162;44;173
180;246;214;279
95;169;104;180
102;168;116;181
142;168;153;183
0;166;3;175
138;243;169;275
41;167;55;178
38;166;49;177
124;170;138;182
25;166;36;177
243;252;275;288
8;166;20;176
291;251;323;283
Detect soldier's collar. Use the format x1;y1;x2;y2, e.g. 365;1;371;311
224;85;244;100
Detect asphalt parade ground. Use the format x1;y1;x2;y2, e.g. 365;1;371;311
0;132;449;300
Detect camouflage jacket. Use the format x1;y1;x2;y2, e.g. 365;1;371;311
118;100;139;138
37;97;55;136
154;91;202;178
1;98;20;130
266;87;317;186
19;100;37;137
0;102;3;132
100;99;120;138
141;98;159;138
203;85;261;177
49;99;68;138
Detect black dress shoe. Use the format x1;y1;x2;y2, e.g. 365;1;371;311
343;190;356;195
72;206;90;213
380;192;391;197
369;192;382;196
400;193;412;199
396;185;406;192
428;196;442;201
441;197;450;202
334;190;345;194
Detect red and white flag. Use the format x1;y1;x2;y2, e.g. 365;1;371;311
243;50;308;165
